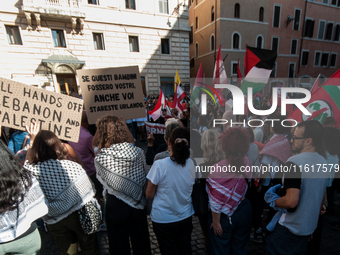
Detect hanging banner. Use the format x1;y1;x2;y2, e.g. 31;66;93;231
77;66;146;124
145;122;166;136
0;77;83;142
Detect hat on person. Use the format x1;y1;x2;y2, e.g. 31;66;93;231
323;116;337;126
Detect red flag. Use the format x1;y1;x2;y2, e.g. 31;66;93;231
212;45;227;105
190;63;203;107
321;69;340;86
172;85;184;112
148;88;170;120
176;85;187;102
288;69;340;127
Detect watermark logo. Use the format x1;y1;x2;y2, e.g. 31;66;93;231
201;85;312;116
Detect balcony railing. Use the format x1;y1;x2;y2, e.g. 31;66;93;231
22;0;85;20
22;0;85;31
23;0;81;9
23;0;81;8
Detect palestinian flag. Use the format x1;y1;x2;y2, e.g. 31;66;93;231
240;46;277;94
288;69;340;127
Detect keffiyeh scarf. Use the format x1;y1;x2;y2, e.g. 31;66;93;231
260;134;293;164
0;177;48;243
206;158;251;217
95;142;147;210
24;159;96;224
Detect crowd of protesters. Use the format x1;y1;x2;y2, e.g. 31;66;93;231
1;91;340;255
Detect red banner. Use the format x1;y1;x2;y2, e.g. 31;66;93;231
145;122;166;136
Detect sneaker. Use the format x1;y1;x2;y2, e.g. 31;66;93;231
250;228;263;243
97;223;107;232
251;234;263;243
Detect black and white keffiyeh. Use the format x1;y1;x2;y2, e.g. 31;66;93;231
24;159;97;224
0;177;48;243
95;142;147;210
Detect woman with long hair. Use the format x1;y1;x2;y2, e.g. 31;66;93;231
94;115;151;255
207;127;252;255
24;127;99;255
0;139;48;254
146;127;194;255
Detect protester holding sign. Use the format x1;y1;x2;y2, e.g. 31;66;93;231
24;125;99;255
77;66;146;125
0;77;83;143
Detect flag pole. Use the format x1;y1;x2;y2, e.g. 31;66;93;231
310;74;321;93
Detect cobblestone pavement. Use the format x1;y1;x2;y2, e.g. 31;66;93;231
39;141;340;254
40;210;340;255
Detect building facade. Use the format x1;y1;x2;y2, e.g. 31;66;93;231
266;0;340;94
0;0;190;97
189;0;340;96
189;0;269;82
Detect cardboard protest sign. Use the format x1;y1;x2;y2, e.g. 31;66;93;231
77;66;146;124
0;77;83;142
145;122;166;136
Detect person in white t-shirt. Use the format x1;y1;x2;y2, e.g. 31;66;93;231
146;127;194;255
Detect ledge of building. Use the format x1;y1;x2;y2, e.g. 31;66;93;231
21;6;85;19
42;54;85;72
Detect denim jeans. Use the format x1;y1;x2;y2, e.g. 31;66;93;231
266;223;309;255
208;198;252;255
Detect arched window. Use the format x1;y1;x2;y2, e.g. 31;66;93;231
259;7;264;22
211;35;215;51
232;33;240;49
195;43;198;57
256;35;263;48
211;6;215;22
234;3;240;18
